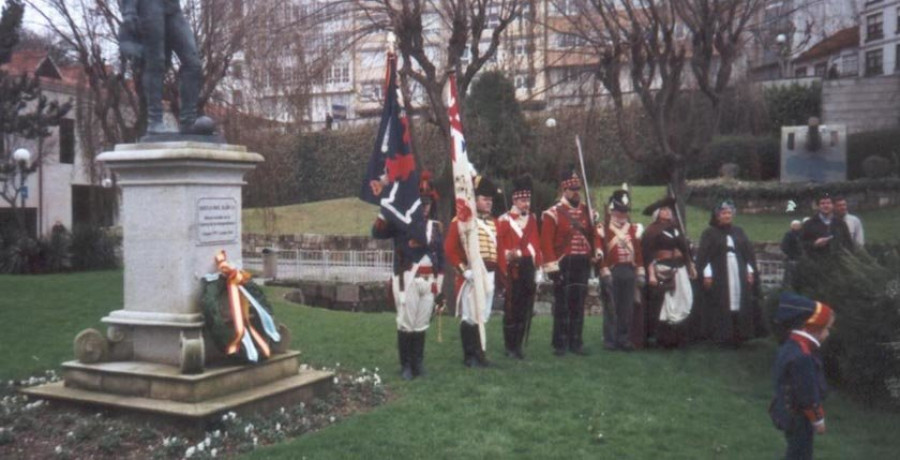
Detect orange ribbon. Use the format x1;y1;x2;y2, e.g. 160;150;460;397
215;250;271;358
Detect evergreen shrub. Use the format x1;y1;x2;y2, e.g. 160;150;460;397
70;224;119;271
847;129;900;179
771;248;900;406
763;82;822;131
691;136;780;181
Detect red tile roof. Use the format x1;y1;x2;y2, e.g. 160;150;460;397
0;49;85;89
795;27;859;64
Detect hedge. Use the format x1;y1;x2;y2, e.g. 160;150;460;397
847;129;900;180
687;177;900;210
689;135;780;181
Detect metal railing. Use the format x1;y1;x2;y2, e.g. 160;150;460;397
756;259;785;290
242;249;393;283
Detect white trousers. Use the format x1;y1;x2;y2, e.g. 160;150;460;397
459;271;495;325
392;272;435;332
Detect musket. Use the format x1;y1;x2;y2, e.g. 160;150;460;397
667;184;696;274
575;135;595;225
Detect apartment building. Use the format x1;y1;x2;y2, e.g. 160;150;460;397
859;0;900;76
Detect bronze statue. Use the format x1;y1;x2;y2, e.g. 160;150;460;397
120;0;214;137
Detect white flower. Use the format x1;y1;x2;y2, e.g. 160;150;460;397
210;448;217;458
361;367;367;373
252;436;258;446
221;414;229;422
185;445;196;458
213;430;221;438
374;367;380;372
329;416;336;423
336;362;340;367
279;407;285;415
204;437;211;447
66;431;74;439
299;402;305;409
276;423;282;431
332;377;339;384
197;442;205;452
54;445;62;454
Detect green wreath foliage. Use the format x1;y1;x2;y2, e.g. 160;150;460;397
201;275;277;362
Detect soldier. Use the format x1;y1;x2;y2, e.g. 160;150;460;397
771;293;835;460
497;175;542;359
599;187;645;351
445;175;499;367
120;0;203;135
541;168;602;357
372;173;444;380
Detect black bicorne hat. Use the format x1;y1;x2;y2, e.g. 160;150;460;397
643;196;676;217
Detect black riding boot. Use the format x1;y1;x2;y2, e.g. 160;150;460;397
461;323;477;367
411;331;427;377
398;331;413;380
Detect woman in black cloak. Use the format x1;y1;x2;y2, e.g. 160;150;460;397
692;200;767;345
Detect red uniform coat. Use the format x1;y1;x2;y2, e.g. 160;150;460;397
600;220;645;277
540;199;603;273
497;211;543;278
444;216;499;293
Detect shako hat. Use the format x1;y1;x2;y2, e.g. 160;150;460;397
775;293;834;330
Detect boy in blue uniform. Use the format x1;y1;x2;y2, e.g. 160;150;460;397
770;293;835;460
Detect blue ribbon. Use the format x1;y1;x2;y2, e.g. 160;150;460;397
240;330;259;362
239;285;281;343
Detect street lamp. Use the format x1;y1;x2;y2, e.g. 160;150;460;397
775;33;790;79
12;148;31;209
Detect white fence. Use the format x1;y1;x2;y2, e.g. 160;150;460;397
242;249;393;283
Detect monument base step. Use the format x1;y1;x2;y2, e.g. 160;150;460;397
21;368;334;423
60;351;302;403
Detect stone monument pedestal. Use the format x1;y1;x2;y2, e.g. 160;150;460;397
22;142;332;422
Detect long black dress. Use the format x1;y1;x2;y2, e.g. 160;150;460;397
692;222;767;344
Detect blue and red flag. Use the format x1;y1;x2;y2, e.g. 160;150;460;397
360;53;424;241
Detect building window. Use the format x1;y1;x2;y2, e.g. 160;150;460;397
325;62;350;85
867;13;884;42
514;42;527;56
842;53;859;76
814;62;827;77
896;44;900;71
794;66;807;77
556;33;587;48
865;48;884;76
59;118;75;164
514;74;532;89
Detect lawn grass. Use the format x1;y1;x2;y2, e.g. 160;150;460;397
243;188;900;244
3;274;898;459
0;270;122;380
242;198;377;235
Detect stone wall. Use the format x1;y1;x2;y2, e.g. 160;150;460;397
822;75;900;135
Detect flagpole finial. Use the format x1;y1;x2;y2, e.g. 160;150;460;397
387;31;397;53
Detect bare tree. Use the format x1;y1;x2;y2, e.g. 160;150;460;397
674;0;766;135
29;0;284;146
351;0;525;138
